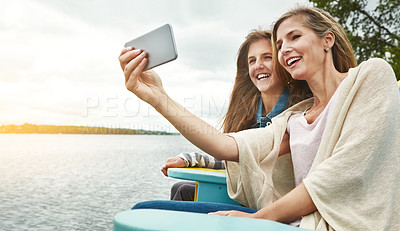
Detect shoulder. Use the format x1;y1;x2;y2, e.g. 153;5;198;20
357;58;394;74
346;58;399;98
351;58;396;84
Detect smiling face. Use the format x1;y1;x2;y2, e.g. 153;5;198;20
275;15;327;80
248;38;283;94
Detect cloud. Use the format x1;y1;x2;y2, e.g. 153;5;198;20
0;0;310;130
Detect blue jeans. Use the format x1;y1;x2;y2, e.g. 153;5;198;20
131;200;258;214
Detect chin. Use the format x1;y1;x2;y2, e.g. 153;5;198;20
257;85;271;93
290;72;307;81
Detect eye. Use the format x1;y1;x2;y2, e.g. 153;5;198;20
276;44;282;51
248;59;255;65
292;34;301;40
264;55;272;60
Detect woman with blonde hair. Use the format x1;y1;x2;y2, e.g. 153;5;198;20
119;6;399;230
217;6;400;229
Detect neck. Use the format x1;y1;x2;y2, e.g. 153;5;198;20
260;85;285;115
307;62;347;107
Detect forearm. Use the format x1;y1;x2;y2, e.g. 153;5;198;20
154;93;238;161
254;183;316;223
178;152;226;169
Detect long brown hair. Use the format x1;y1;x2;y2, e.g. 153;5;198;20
272;6;357;88
222;29;311;133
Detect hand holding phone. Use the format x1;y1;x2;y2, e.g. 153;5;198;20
124;24;178;70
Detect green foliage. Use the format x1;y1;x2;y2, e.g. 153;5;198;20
309;0;400;80
0;123;176;135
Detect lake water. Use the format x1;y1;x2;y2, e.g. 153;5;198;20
0;134;198;230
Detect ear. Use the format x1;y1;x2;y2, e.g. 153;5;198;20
323;31;335;49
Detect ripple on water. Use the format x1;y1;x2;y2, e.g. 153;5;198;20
0;134;196;230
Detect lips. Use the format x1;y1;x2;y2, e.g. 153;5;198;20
286;56;301;66
257;73;271;80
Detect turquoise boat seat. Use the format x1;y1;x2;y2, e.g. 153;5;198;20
113;209;309;231
167;167;239;205
113;168;308;230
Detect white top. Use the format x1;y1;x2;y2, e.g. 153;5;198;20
287;79;345;186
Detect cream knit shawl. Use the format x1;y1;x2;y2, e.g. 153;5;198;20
226;58;400;230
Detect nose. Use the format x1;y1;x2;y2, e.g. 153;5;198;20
255;59;265;70
280;43;291;55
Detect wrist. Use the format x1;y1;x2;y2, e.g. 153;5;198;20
152;91;170;112
253;204;280;221
177;154;189;167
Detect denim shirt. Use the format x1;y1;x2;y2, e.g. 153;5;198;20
252;87;290;128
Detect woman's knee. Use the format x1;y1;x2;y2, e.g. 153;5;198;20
171;181;196;201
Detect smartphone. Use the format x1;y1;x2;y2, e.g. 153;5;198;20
124;24;178;70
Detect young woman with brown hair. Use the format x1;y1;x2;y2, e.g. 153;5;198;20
162;29;310;201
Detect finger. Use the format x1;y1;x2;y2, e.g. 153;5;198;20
119;48;136;69
161;166;168;176
124;51;146;75
119;46;134;57
126;57;148;92
165;157;176;163
209;211;228;216
119;49;142;70
129;55;147;83
164;162;172;168
165;162;177;169
124;51;147;84
166;160;183;168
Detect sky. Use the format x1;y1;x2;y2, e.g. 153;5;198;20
0;0;310;132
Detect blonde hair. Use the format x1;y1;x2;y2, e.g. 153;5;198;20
272;6;357;88
222;29;311;133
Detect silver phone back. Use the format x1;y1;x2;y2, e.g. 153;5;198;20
125;24;178;70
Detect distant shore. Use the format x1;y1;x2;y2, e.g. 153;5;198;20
0;123;178;135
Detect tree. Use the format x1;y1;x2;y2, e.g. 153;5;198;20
309;0;400;80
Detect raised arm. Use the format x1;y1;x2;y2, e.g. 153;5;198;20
119;47;238;161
